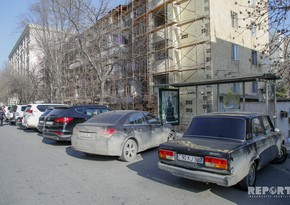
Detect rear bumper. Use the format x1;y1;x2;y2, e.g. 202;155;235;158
158;162;238;187
43;131;72;141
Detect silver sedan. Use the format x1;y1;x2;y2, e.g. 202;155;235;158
71;110;176;161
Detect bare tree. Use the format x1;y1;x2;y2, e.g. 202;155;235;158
55;0;124;104
20;0;80;103
0;63;42;104
236;0;290;96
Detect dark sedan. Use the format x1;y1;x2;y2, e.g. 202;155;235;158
71;110;176;161
43;105;112;141
158;112;287;190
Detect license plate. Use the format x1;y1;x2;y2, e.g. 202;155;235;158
177;154;203;164
45;121;53;125
39;120;44;124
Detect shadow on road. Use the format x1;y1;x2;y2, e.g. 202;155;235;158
41;137;71;146
127;148;290;205
65;146;119;162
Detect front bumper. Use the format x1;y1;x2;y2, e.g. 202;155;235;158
158;162;238;187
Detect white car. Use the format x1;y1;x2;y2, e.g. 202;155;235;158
23;103;65;129
8;105;28;124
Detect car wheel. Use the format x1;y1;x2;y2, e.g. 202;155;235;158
238;162;256;190
120;139;138;162
272;145;287;164
167;131;176;141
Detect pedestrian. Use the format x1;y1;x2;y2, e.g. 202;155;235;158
0;108;5;126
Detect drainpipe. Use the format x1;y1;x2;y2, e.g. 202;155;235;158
265;81;269;115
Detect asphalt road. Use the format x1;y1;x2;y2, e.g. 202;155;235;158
0;124;289;205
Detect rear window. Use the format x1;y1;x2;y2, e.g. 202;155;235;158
184;117;246;140
21;106;27;111
48;107;69;116
24;105;32;112
37;105;50;112
86;112;124;124
11;106;17;112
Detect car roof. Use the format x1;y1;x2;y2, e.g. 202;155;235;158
197;112;267;119
68;104;110;108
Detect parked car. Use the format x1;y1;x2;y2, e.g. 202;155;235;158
4;106;14;122
37;105;64;132
71;110;177;161
7;104;27;124
158;112;287;190
3;105;11;115
16;117;25;129
22;103;65;129
42;105;112;141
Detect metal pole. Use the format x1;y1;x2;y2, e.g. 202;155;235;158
265;81;269;114
217;84;219;112
195;86;198;115
242;82;245;111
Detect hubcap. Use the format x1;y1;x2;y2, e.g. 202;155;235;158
125;141;136;159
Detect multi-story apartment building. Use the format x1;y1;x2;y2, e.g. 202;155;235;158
9;24;43;77
62;0;272;129
8;24;45;104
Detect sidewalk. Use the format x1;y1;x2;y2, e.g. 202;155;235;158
285;138;290;157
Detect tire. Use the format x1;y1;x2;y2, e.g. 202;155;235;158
238;162;256;190
167;131;176;141
120;139;138;162
272;145;287;164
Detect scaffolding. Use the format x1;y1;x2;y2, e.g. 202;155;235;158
63;0;211;127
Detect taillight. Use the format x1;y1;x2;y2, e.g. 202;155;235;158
27;109;33;114
105;128;117;135
159;149;175;160
54;117;73;123
205;156;228;170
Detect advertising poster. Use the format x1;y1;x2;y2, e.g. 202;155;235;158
159;89;180;125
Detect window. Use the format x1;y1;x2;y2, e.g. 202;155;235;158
144;112;160;124
232;44;239;60
251;22;257;36
252;81;258;93
251;50;258;65
252;118;265;137
231;11;238;29
249;0;257;7
128;113;146;125
262;116;273;135
233;83;240;93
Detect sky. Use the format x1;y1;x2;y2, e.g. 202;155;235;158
0;0;31;68
0;0;128;69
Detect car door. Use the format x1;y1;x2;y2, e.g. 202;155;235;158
251;117;273;167
127;113;152;151
144;112;165;146
262;116;279;161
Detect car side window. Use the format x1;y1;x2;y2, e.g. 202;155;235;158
252;117;265;137
144;113;160;124
85;108;100;116
75;108;84;114
128;113;146;125
262;116;273;135
100;108;109;113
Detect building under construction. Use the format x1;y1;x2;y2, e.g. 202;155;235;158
63;0;270;129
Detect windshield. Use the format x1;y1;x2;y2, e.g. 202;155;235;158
184;117;246;140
